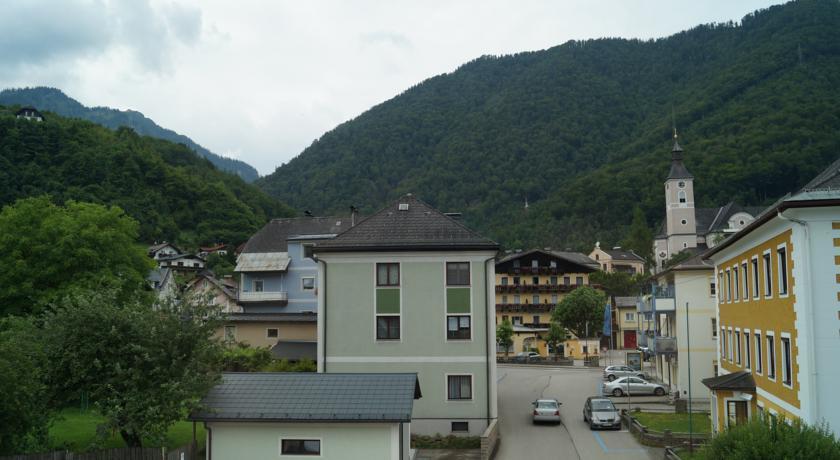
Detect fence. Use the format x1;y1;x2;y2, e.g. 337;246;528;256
0;444;194;460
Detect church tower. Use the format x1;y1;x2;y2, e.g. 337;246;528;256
663;134;697;257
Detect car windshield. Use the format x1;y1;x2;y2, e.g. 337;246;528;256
537;401;558;409
591;400;615;411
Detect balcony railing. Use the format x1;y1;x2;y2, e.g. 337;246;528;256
238;291;288;303
496;284;588;294
496;303;555;313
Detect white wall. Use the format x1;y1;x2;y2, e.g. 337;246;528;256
674;269;718;403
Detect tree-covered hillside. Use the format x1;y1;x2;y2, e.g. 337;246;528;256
258;0;840;250
0;106;294;245
0;87;260;182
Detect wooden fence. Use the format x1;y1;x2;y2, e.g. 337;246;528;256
0;444;194;460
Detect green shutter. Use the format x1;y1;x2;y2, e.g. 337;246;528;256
376;288;400;314
447;287;471;313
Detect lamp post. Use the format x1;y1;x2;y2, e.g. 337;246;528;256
685;301;693;452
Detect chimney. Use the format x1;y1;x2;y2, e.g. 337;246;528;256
350;206;358;227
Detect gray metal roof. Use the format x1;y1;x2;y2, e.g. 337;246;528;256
242;217;347;254
315;194;498;252
190;373;421;423
614;296;638;307
702;371;755;391
495;248;599;271
234;252;291;272
601;248;645;262
224;313;317;323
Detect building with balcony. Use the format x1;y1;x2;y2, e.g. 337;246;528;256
589;243;646;274
495;248;599;357
222;216;349;360
652;135;762;270
703;156;840;436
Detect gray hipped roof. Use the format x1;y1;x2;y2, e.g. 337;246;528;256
242;217;347;254
315;194;498;252
190;373;421;423
702;371;755;391
666;140;693;180
602;248;645;262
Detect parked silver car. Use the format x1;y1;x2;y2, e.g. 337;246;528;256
583;396;621;430
603;365;645;381
532;399;562;424
604;376;666;397
513;351;543;363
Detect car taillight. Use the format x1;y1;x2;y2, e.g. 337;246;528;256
533;410;539;415
554;410;560;416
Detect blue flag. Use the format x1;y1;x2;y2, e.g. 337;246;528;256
602;302;612;336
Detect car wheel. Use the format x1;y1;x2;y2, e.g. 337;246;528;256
589;421;595;430
637;374;646;379
654;387;665;396
613;388;624;397
607;375;616;382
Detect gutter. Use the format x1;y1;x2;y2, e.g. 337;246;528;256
776;209;819;424
484;255;497;427
205;423;212;460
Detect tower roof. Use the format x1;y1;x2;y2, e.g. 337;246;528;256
666;137;693;180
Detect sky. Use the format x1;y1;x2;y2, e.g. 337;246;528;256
0;0;784;176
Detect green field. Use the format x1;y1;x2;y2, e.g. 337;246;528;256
49;409;205;452
632;411;711;434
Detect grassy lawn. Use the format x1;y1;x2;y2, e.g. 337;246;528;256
50;409;205;452
632;411;711;434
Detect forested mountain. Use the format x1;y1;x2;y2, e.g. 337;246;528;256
0;87;260;182
0;106;294;245
258;0;840;250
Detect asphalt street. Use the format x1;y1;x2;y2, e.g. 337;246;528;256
495;365;663;460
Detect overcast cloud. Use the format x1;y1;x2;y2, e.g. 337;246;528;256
0;0;782;175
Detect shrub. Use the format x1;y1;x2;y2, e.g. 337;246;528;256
220;344;273;371
697;418;840;460
410;434;480;449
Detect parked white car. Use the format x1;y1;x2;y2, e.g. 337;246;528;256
531;399;562;424
604;376;666;397
603;365;645;381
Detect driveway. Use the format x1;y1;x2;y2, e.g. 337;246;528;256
496;365;662;460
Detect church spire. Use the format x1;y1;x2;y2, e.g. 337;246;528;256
666;130;692;180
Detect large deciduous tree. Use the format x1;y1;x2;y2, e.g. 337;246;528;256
0;317;51;454
43;290;223;447
545;322;568;360
552;287;607;339
496;319;514;357
0;196;153;316
589;271;647;297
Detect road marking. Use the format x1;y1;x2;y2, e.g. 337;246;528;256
592;432;648;454
497;372;507;383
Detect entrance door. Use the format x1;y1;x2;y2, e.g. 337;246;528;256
624;330;637;349
727;400;748;428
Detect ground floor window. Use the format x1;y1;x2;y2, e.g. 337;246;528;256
447;315;471;340
224;325;236;342
376;316;400;340
447;375;473;400
267;328;279;338
727;400;748;428
451;421;469;433
281;439;320;456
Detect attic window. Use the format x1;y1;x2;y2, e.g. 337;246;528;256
398;203;409;211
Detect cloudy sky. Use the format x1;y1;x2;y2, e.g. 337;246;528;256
0;0;782;175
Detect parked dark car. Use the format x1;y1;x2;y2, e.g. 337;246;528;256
583;396;621;430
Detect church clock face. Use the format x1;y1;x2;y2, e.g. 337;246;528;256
678;181;686;188
659;251;667;259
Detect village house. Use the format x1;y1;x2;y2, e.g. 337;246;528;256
494;249;601;358
703;156;840;435
589;243;646;274
314;194;499;437
185;271;240;313
15;106;44;121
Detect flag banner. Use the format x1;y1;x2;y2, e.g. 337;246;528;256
602;302;612;336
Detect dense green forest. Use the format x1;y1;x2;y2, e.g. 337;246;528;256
0;106;294;245
258;0;840;250
0;87;260;182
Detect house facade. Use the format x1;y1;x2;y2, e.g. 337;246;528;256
315;194;499;437
147;242;182;260
703;157;840;435
224;217;346;359
186;271;240;313
653;136;762;270
191;373;420;460
494;249;599;357
614;296;639;349
589;243;645;274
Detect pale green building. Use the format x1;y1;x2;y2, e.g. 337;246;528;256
314;194;500;436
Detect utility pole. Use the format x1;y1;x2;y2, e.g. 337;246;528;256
685;301;694;452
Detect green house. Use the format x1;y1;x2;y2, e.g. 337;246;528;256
314;194;500;436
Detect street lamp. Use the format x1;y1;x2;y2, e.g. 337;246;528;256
685;301;694;452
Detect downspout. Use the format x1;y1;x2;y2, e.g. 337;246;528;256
316;257;328;373
484;255;496;427
204;423;212;460
399;422;404;460
777;209;818;424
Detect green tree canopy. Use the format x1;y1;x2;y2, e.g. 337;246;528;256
43;290;223;447
620;207;654;266
589;271;648;297
0;317;51;454
496;319;514;357
552;286;607;338
545;322;568;359
0;197;153;316
699;418;840;459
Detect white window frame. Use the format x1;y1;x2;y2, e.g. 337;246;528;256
780;332;793;389
754;329;763;375
253;279;264;292
727;327;734;362
744;328;751;371
733;265;740;302
445;261;473;343
720;326;726;359
735;328;742;365
751;256;760;299
777;243;789;298
279;438;323;457
301;277;315;291
625;312;635;322
709;277;716;297
725;269;732;302
766;331;776;382
762;250;773;299
301;243;315;260
718;272;724;302
445;373;475;402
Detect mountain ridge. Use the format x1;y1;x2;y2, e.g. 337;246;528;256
0;87;260;182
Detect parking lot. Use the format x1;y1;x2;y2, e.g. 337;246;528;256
495;364;663;460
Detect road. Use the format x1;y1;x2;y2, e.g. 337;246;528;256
496;365;662;460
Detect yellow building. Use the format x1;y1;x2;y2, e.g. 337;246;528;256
495;249;601;357
703;157;840;436
614;296;639;349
